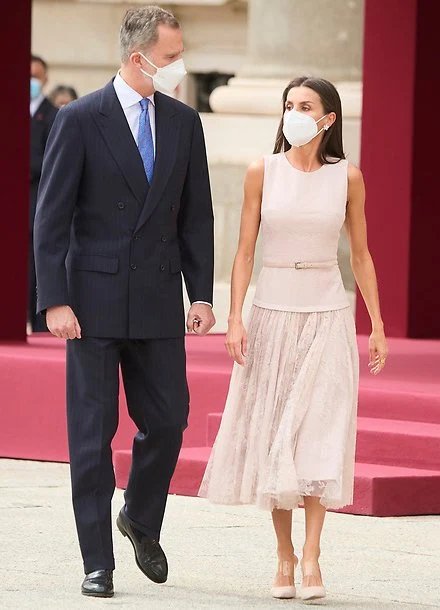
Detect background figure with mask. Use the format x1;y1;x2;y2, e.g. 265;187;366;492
29;54;57;332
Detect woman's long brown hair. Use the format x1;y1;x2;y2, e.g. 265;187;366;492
273;76;345;164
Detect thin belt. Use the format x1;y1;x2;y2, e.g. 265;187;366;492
263;259;337;270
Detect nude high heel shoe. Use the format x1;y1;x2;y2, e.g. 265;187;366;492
271;555;298;599
298;560;326;601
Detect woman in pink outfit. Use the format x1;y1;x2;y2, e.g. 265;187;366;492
199;77;388;600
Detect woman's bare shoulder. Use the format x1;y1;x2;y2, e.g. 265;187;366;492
347;162;364;184
244;158;265;189
247;157;265;175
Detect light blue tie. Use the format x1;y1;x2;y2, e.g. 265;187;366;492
138;98;154;183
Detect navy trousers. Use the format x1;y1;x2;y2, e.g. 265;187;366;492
66;336;189;573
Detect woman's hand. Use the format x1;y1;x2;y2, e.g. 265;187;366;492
368;327;388;375
225;319;247;366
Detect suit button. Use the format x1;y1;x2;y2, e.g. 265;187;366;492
161;236;167;243
160;264;166;272
117;202;125;210
133;234;141;240
130;264;137;270
170;205;176;212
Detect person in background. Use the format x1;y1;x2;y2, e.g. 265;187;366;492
49;84;78;109
29;54;57;332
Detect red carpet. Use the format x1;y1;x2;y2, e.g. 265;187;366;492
1;334;440;516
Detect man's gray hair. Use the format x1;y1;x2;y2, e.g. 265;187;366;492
120;6;180;63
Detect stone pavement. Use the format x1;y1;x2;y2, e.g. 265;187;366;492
0;459;439;610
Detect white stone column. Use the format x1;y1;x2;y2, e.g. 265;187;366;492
211;0;364;116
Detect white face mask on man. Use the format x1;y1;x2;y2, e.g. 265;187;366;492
283;108;329;148
138;52;187;95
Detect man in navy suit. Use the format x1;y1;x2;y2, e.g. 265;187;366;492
34;6;215;598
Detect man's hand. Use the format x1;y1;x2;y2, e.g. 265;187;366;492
186;303;215;336
46;305;82;340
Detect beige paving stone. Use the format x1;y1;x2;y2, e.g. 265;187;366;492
0;459;439;609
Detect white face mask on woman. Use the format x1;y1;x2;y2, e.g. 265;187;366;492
283;108;329;148
138;52;187;95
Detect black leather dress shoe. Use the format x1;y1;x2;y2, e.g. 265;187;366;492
81;569;114;597
116;508;168;583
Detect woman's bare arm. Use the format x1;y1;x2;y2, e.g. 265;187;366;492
345;163;388;373
225;158;264;364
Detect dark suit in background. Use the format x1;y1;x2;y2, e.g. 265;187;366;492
34;81;214;573
29;97;57;331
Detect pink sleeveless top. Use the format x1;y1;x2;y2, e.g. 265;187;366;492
253;153;350;312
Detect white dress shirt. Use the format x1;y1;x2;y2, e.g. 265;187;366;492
113;73;212;309
30;93;45;117
113;72;156;154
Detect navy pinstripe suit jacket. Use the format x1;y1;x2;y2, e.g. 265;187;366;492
34;80;214;339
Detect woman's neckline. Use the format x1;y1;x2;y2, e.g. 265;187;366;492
281;152;325;174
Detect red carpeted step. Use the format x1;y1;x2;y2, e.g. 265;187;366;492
169;447;213;497
205;413;440;470
203;388;440;447
355;417;440;470
4;333;440;516
204;389;440;451
343;462;440;516
206;412;222;446
184;367;230;448
113;447;212;495
113;447;440;517
358;387;440;424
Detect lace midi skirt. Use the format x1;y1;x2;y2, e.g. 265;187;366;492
198;305;359;511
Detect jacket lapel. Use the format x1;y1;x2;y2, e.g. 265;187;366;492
95;81;149;205
134;92;180;232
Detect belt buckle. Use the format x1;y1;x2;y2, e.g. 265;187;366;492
294;261;306;269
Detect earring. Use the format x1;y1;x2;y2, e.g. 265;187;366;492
324;124;330;131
